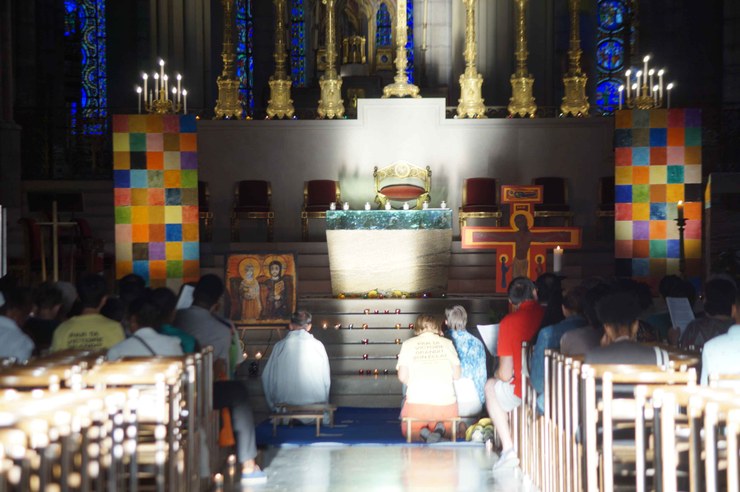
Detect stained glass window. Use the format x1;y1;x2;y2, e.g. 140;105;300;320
595;0;628;115
64;0;106;135
406;1;414;83
290;0;307;87
236;0;254;116
376;3;391;47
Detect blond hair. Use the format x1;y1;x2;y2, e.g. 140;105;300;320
413;314;441;336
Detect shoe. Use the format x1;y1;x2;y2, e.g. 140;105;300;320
492;448;519;470
419;427;432;442
433;422;446;438
242;469;268;485
419;426;443;443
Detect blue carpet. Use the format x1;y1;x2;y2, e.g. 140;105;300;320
256;407;482;447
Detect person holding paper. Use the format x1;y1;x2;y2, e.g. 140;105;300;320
678;278;736;351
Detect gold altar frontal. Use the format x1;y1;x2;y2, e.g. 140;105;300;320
325;210;452;296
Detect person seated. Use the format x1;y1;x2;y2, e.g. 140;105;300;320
101;273;148;332
644;275;696;342
174;275;264;483
107;294;184;360
0;287;35;362
397;314;461;442
535;273;565;330
50;273;125;352
150;287;197;353
261;310;331;415
445;305;486;419
484;277;543;469
530;285;589;412
24;282;63;355
700;289;740;386
559;281;610;356
585;291;669;365
678;277;736;351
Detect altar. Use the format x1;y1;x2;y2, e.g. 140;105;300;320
325;209;452;296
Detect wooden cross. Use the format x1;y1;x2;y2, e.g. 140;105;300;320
461;185;582;293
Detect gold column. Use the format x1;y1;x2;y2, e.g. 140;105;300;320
214;0;242;119
507;0;536;117
317;0;344;119
560;0;589;116
456;0;486;118
382;0;420;98
267;0;295;119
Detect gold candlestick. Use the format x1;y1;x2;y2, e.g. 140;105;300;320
214;0;242;119
560;0;589;116
456;0;486;118
382;0;420;98
267;0;295;119
317;0;344;118
507;0;536;117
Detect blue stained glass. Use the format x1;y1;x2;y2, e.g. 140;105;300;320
236;0;254;116
64;0;77;36
406;1;414;83
595;79;621;114
596;38;624;71
290;0;307;87
376;3;391;47
598;0;625;32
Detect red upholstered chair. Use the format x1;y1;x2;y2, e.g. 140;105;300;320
301;180;341;241
16;217;44;284
374;162;431;210
532;176;574;226
458;177;503;231
231;180;274;242
596;176;615;218
198;181;213;241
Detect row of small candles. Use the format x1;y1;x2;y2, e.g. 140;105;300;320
135;59;188;114
330;201;447;210
617;55;675;110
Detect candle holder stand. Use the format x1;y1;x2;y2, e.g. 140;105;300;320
675;216;687;276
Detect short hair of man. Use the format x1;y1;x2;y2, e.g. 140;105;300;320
535;273;562;305
118;274;147;304
192;274;224;307
562;286;587;315
582;282;612;329
596;292;641;332
0;286;33;315
445;305;467;331
150;287;178;326
290;310;312;328
703;278;737;317
413;314;441;336
508;277;537;306
33;282;63;310
128;294;163;330
76;273;109;309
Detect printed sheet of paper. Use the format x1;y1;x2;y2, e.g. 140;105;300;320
666;297;695;334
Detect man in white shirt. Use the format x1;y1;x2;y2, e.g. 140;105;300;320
261;310;331;413
0;288;35;362
107;295;183;360
701;289;740;386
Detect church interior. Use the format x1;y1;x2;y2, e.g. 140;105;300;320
1;0;740;490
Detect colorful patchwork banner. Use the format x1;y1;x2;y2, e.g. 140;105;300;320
112;114;200;289
614;109;702;288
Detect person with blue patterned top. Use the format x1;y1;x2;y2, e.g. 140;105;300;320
445;305;487;418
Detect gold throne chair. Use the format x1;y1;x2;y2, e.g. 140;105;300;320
373;162;431;210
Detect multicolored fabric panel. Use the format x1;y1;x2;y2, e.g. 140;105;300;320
614;109;702;288
112;114;200;289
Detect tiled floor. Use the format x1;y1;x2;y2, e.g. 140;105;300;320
223;444;538;491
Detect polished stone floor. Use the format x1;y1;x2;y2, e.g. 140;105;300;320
225;444;538;492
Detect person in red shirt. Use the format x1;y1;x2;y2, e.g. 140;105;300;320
484;277;544;470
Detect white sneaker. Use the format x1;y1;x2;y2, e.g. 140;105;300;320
493;448;519;470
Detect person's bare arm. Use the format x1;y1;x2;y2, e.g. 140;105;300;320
397;365;409;384
495;355;514;382
452;364;461;380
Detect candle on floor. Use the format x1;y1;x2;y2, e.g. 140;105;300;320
553;246;563;273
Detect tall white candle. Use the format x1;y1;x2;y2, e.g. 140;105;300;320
625;70;631;99
658;69;664;101
142;73;148;103
636;71;642;97
154;73;160;99
649;69;654;96
176;74;182;104
618;85;624;110
666;83;673;109
643;55;649;86
163;75;169;100
171;86;178;106
653;85;659;105
553;246;563;273
136;86;142;114
182;89;188;114
159;59;165;82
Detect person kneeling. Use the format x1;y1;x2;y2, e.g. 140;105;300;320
397;314;461;442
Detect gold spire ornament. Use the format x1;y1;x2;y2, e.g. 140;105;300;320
317;0;344;119
382;0;420;98
214;0;242;119
560;0;589;116
457;0;486;118
267;0;295;119
507;0;536;117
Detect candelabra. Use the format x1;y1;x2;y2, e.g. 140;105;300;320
214;0;242;119
508;0;536;117
136;59;187;114
675;200;686;276
618;55;676;110
382;0;420;98
560;0;589;117
317;0;344;119
456;0;486;118
267;0;295;119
